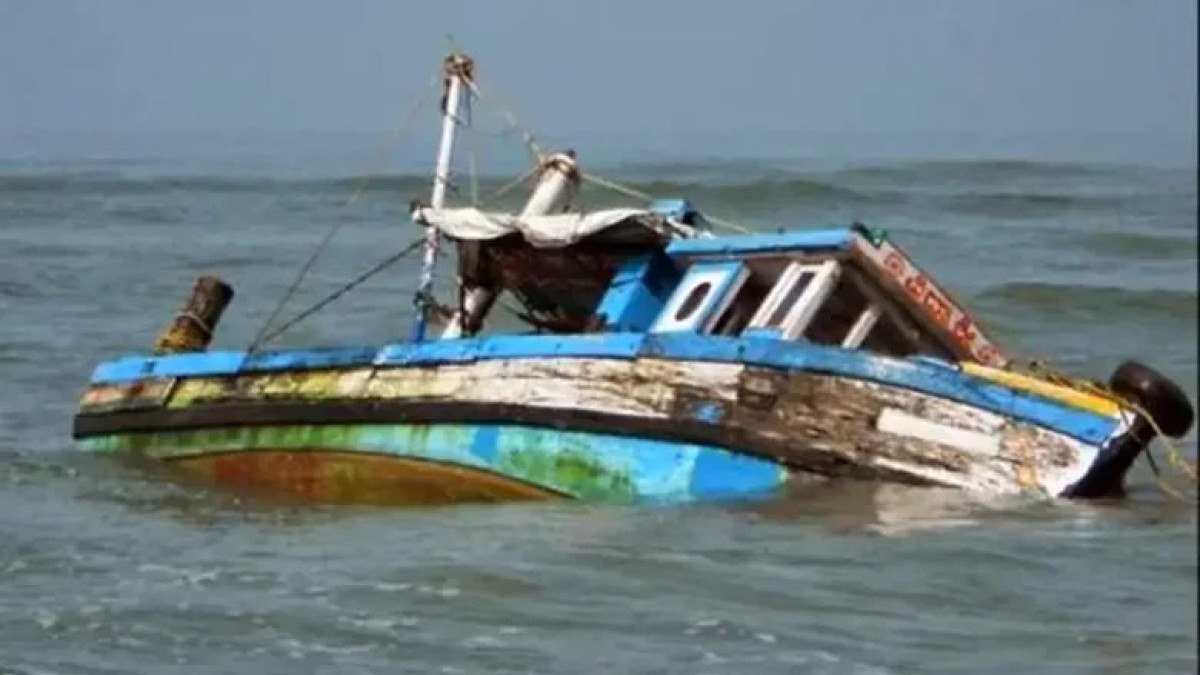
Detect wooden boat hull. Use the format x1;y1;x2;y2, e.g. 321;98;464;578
71;333;1133;504
98;445;562;505
78;423;787;505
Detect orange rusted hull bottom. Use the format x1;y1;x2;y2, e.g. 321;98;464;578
170;450;562;506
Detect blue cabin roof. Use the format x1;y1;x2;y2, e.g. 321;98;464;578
666;227;853;258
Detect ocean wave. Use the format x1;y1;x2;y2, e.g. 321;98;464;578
0;171;882;209
100;204;190;225
977;282;1198;322
937;192;1122;218
0;279;38;299
1063;231;1200;261
620;177;878;206
830;158;1140;183
0;173;433;196
1;158;1190;216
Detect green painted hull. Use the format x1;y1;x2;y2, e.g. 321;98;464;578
79;422;788;505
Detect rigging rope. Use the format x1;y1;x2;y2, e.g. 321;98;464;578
579;171;753;234
467;79;544;164
466;70;755;235
247;75;441;354
1025;360;1198;502
477;164;540;207
468;151;480;205
238;44;1193;504
252;238;427;348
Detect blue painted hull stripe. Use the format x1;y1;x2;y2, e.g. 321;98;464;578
665;227;852;257
90;333;1116;444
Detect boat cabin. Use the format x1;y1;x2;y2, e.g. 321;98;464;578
418;198;1008;368
587;215;1008;367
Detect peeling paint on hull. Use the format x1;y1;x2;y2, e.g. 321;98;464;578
80;423;790;504
171;451;560;506
74;348;1119;503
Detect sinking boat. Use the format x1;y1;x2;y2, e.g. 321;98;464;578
71;51;1195;505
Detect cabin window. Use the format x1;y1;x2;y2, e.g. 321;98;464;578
746;260;841;339
799;267;952;359
842;305;883;349
765;272;815;328
803;273;870;345
853;300;955;361
674;282;713;322
651;260;748;333
860;313;921;356
711;276;771;336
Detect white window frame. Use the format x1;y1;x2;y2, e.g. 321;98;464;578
747;259;842;340
651;260;749;334
841;304;883;348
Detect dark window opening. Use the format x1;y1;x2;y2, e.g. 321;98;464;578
858;311;955;360
674;281;713;322
804;274;871;345
711;277;771;336
764;271;815;328
860;314;919;357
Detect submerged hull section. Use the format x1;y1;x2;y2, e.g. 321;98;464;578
80;424;786;504
72;335;1122;504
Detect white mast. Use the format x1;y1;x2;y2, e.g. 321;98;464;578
412;52;473;342
431;54;471;209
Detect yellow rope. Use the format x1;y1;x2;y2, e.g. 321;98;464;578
154;324;207;354
1025;360;1198;500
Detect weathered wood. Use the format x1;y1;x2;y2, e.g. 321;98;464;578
76;355;1104;496
153;276;234;354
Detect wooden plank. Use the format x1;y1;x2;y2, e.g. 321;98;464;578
77;378;176;414
81;354;1101;496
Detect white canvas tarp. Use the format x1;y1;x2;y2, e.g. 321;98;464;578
411;206;674;248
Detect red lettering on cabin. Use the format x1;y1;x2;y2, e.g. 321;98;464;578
883;252;906;276
952;315;977;344
904;274;929;301
879;244;1004;366
922;292;952;327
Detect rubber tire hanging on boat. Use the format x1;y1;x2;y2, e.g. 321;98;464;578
1108;360;1195;438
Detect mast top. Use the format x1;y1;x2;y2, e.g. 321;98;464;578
443;52;475;83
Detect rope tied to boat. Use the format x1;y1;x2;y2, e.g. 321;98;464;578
580;171;753;234
467;78;544;166
154;316;211;354
251;237;428;348
1027;360;1198;502
246;72;442;355
466;78;754;235
175;311;214;337
477;164;542;208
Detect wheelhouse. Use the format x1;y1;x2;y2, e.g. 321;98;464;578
592;221;1009;366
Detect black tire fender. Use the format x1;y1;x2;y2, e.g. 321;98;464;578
1108;360;1195;439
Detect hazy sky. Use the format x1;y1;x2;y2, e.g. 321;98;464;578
1;0;1196;163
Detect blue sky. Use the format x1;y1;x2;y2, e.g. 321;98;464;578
1;0;1195;164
